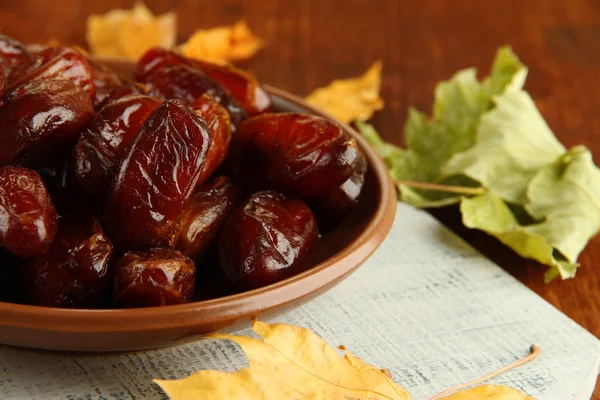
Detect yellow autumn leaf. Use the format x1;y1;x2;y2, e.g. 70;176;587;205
305;61;384;124
180;20;263;64
439;384;535;399
86;1;176;59
154;320;411;400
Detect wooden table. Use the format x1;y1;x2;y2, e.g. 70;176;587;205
1;0;599;396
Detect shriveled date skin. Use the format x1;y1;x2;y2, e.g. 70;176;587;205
114;248;195;307
191;94;232;183
136;48;270;116
228;113;360;198
0;79;94;167
7;46;96;99
135;48;246;128
219;191;319;290
0;166;58;258
176;176;244;260
70;95;161;199
196;60;271;116
309;153;367;229
104;100;211;251
25;216;114;308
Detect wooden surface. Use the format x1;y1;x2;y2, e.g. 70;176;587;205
0;0;599;396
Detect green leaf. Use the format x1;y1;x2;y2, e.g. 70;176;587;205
524;146;600;279
460;147;600;281
460;192;577;281
442;90;566;204
379;46;526;207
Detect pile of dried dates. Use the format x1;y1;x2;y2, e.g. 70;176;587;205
0;35;366;308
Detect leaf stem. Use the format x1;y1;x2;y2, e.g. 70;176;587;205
428;345;541;400
395;180;486;196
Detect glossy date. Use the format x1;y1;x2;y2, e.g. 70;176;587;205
191;94;232;183
309;153;367;229
89;59;123;109
218;191;319;290
7;46;96;99
0;34;31;71
136;48;246;127
176;176;243;260
195;60;271;116
25;216;114;308
113;248;195;307
0;79;94;167
0;166;58;258
104;99;211;251
136;48;270;115
70;95;161;199
228;113;361;198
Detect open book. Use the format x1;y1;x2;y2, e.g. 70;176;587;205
1;203;598;399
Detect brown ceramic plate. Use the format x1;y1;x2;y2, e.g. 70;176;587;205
0;61;396;351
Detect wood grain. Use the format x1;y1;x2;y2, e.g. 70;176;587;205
0;0;598;395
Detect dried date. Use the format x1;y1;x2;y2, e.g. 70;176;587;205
70;95;161;199
0;79;94;167
0;34;31;73
176;176;243;260
190;94;232;183
104;99;211;250
309;153;367;229
25;216;114;308
7;46;95;99
113;248;195;307
228;113;360;198
89;59;123;109
0;166;58;258
218;190;319;290
195;60;271;116
136;48;246;127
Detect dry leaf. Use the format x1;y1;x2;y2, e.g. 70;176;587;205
180;20;262;63
439;384;535;399
305;61;384;124
86;1;176;59
154;320;411;400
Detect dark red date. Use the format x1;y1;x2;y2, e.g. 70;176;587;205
309;153;367;229
228;113;360;198
89;59;123;109
218;190;319;290
0;79;94;167
0;34;31;73
135;47;184;79
0;166;57;258
100;82;148;107
136;48;270;116
70;95;161;199
7;46;95;99
25;216;114;308
176;176;243;260
135;48;246;127
191;94;232;183
113;248;195;307
104;99;211;250
196;60;271;116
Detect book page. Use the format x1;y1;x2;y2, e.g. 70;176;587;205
1;203;598;399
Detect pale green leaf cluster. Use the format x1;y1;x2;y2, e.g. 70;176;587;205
359;47;600;280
